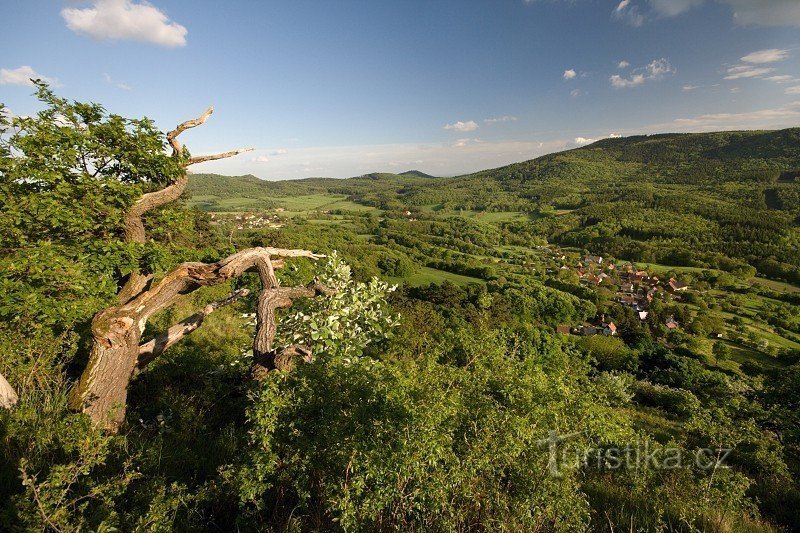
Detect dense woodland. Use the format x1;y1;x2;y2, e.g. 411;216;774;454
2;88;800;531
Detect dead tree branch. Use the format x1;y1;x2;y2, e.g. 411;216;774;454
0;372;18;409
71;105;330;433
136;288;250;371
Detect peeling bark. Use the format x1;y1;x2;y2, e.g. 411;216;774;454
72;247;324;431
0;372;18;409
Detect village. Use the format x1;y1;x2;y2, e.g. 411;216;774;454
556;254;689;337
208;209;287;231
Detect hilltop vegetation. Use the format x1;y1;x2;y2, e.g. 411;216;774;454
192;128;800;283
2;88;800;531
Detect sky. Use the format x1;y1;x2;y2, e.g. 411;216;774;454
1;0;800;179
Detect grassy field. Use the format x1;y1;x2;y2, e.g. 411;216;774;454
752;277;800;294
390;266;483;287
633;262;719;274
189;193;381;216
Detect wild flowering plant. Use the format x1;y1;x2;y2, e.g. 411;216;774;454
278;251;400;362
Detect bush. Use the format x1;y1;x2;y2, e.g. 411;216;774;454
634;380;701;418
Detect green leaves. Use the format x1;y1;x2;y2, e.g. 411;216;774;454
278;252;400;361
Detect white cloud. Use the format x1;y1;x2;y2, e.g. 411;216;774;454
648;0;704;17
484;115;518;123
453;138;481;148
62;0;187;47
610;73;645;88
103;72;131;90
741;48;789;64
682;84;699;91
563;69;577;80
269;148;289;155
575;132;622;145
730;87;741;93
252;155;270;163
723;65;775;79
617;60;630;69
645;58;675;77
764;75;794;83
785;85;800;95
646;101;800;132
570;88;584;97
613;0;645;26
0;66;59;87
444;120;479;132
610;58;675;88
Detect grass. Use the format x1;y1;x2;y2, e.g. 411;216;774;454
189;193;381;216
390;266;483;287
752;277;800;294
634;262;719;274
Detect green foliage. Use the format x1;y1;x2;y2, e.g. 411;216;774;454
2;87;798;531
278;252;400;359
243;325;632;530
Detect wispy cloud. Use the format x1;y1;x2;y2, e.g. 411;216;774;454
570;88;584;98
62;0;188;47
723;65;775;80
252;155;270;163
103;73;131;90
484;115;518;124
785;86;800;95
646;101;800;132
563;69;577;80
270;148;289;155
613;0;644;26
764;75;795;83
610;58;675;88
741;48;789;64
617;60;630;69
444;120;479;132
682;83;720;91
574;137;596;145
0;66;59;87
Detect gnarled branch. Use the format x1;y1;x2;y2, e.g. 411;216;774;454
74;246;326;431
118;107;251;303
136;288;250;372
74;105;329;433
187;147;254;166
167;106;214;156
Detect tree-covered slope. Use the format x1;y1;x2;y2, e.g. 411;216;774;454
189;128;800;281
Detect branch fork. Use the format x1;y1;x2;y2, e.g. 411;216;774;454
67;107;328;432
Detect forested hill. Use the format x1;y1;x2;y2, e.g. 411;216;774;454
471;128;800;185
189;128;800;282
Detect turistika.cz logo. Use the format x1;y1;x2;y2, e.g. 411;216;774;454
537;430;732;477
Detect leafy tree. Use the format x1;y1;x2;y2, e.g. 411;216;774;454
712;341;731;365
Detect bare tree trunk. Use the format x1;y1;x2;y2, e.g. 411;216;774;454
72;248;323;431
68;107;330;432
0;372;18;409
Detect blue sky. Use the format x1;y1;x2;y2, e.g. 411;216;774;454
2;0;800;179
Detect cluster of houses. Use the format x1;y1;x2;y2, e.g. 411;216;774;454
209;211;286;230
556;254;690;337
